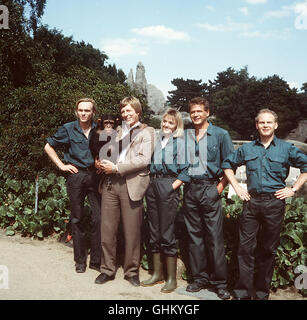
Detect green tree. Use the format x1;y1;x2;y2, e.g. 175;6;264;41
260;75;301;137
300;83;307;119
209;68;303;139
0;0;34;87
166;78;208;112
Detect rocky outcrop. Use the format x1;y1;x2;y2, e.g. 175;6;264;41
146;84;165;115
127;69;134;89
286;120;307;143
134;62;147;96
128;62;165;115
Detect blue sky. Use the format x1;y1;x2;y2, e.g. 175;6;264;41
41;0;307;98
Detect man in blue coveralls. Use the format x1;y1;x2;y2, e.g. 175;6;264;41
222;108;307;300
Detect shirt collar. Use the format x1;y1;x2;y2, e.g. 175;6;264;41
187;122;212;141
206;122;213;135
122;121;141;133
255;135;277;147
74;120;95;133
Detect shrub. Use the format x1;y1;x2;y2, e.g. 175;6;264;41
0;162;69;239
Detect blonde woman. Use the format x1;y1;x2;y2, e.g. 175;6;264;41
141;109;190;293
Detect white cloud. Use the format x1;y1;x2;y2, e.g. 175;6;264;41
197;19;251;33
205;5;215;11
101;38;149;57
245;0;267;4
131;25;189;41
240;7;249;16
240;29;290;39
288;81;298;89
240;31;262;38
264;5;293;18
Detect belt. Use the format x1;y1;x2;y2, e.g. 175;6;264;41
250;192;276;200
72;165;95;172
190;178;217;184
150;173;176;179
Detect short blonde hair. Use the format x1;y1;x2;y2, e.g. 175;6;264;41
119;96;142;117
161;108;184;138
255;108;278;123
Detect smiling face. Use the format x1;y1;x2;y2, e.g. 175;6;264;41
76;101;95;124
121;103;140;128
189;104;210;129
256;112;278;139
162;115;177;135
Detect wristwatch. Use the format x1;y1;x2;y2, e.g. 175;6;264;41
291;186;297;193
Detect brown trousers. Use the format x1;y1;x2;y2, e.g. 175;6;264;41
100;175;143;277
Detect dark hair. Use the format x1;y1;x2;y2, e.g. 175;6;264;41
102;114;116;122
96;114;118;131
188;97;210;112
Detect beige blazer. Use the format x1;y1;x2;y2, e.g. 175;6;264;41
99;124;155;202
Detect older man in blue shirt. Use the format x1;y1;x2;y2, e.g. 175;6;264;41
44;98;101;274
222;108;307;300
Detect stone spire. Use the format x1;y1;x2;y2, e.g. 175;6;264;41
127;68;134;89
135;62;147;96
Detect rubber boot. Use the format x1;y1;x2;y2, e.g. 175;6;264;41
161;256;177;293
141;253;164;287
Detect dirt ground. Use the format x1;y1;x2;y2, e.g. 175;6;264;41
0;229;305;301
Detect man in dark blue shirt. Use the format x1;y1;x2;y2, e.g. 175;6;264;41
222;108;307;300
183;97;234;300
44;98;101;274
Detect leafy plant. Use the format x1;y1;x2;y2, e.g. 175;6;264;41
0;162;70;239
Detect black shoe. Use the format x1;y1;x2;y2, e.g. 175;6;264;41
95;273;115;284
75;263;86;273
216;288;231;300
124;275;140;287
89;263;101;272
186;282;207;292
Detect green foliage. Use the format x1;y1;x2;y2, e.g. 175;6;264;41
166;78;208;112
0;162;70;239
167;67;305;139
272;197;307;294
209;68;302;139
